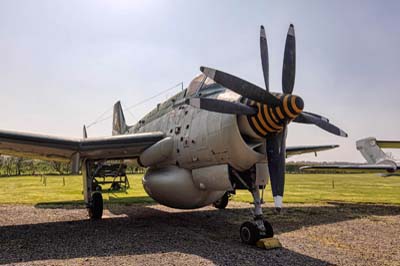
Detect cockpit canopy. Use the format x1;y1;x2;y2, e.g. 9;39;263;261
187;74;225;97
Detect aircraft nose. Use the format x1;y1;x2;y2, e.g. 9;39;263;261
291;95;304;114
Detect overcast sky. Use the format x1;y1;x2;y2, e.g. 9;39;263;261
0;0;399;162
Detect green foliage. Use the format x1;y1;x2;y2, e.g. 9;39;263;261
0;156;147;176
0;156;70;176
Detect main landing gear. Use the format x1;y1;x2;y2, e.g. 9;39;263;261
88;191;103;219
83;159;104;220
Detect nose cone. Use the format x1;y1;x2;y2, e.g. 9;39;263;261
287;95;304;115
293;96;304;113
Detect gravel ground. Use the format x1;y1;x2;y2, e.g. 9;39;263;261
0;202;399;266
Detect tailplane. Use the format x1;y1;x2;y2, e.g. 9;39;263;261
112;101;128;135
356;137;388;164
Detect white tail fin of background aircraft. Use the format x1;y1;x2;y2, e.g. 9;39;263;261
356;137;390;164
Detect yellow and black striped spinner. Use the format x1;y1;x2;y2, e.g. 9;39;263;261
243;94;304;138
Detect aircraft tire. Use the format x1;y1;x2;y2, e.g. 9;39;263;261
260;220;274;238
240;220;274;245
240;221;259;245
88;192;103;220
212;192;229;209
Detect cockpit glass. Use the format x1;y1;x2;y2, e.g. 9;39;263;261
187;74;223;96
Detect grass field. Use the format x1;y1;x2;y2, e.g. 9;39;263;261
0;173;399;205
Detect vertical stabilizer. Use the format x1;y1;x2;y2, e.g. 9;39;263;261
356;137;388;164
113;101;128;135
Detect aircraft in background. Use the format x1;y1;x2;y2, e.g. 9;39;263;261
0;24;347;245
301;137;400;175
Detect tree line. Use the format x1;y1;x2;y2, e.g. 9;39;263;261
0;156;359;176
0;156;145;176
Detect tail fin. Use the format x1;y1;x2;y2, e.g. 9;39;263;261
112;101;128;135
356;137;388;164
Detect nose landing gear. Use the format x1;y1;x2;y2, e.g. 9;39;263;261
240;183;274;245
231;165;274;245
240;219;274;245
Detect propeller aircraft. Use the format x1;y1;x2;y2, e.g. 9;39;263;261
0;24;347;245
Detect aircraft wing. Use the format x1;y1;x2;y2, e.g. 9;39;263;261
0;129;164;162
300;164;399;173
376;140;400;149
286;144;339;157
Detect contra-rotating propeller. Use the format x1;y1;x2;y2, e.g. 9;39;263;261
190;24;347;211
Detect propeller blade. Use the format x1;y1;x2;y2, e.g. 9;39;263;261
282;24;296;94
302;111;329;122
200;66;280;106
267;126;287;212
260;25;269;91
294;112;348;137
188;97;257;115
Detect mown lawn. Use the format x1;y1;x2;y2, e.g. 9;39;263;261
236;173;400;205
0;173;399;205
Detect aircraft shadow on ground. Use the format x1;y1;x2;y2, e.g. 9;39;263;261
1;201;399;265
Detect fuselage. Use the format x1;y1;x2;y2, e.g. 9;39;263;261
128;76;303;172
122;76;304;209
130;85;265;171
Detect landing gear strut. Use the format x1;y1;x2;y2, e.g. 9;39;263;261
238;167;273;245
83;159;104;220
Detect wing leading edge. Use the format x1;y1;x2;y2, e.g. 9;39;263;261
0;129;164;162
286;144;339;157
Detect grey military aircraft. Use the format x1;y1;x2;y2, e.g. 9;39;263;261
301;137;400;175
0;24;347;245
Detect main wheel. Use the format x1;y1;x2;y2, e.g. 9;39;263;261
260;220;274;238
240;221;259;245
213;192;229;209
88;192;103;220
